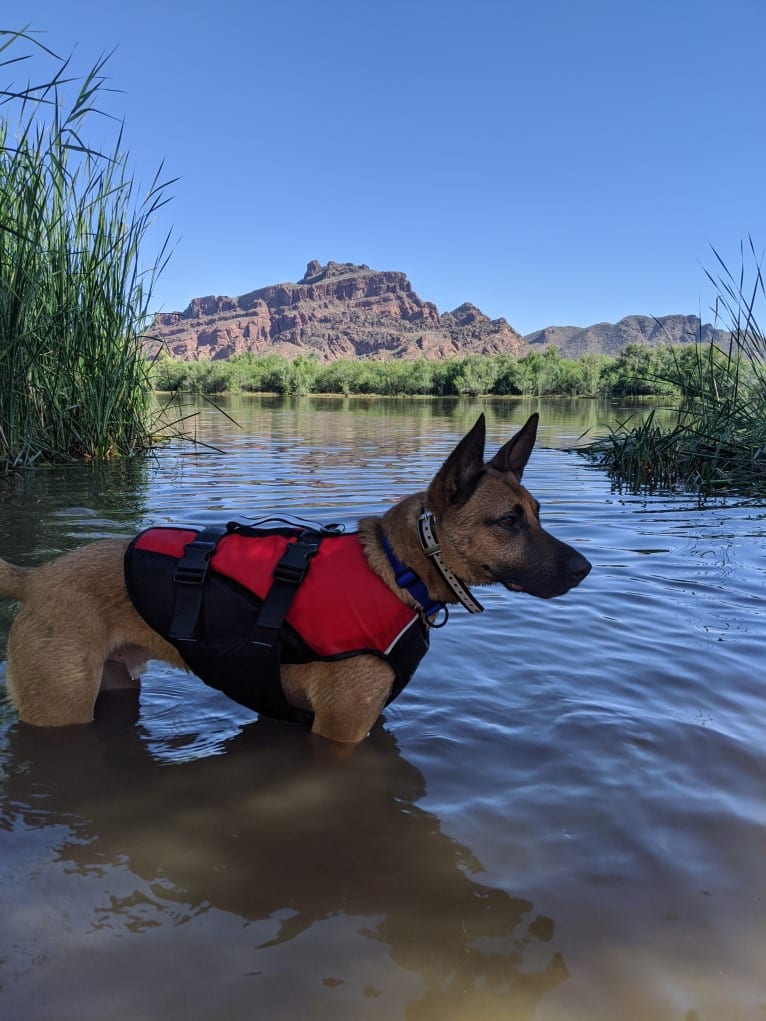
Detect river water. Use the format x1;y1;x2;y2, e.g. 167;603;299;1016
1;396;764;1021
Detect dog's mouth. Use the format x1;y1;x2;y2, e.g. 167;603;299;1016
484;564;526;593
499;574;565;599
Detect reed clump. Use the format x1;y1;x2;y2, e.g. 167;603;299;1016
0;29;174;470
585;243;766;494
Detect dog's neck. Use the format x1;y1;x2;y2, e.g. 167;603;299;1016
359;494;473;611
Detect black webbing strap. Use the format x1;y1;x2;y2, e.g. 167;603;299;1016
168;525;229;641
251;531;323;644
166;525;328;725
243;530;325;724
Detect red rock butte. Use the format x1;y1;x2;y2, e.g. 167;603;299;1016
145;260;526;361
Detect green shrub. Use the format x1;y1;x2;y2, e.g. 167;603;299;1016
151;345;705;400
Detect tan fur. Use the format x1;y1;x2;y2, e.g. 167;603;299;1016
0;414;590;744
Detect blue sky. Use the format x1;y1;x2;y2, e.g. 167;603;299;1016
5;0;766;334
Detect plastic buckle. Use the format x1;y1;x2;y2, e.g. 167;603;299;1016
273;539;319;585
173;539;218;585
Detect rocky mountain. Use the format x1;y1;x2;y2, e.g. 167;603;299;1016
146;260;728;362
147;260;526;361
523;315;729;358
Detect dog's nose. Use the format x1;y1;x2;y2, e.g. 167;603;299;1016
569;551;591;583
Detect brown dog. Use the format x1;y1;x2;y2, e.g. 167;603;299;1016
0;414;590;743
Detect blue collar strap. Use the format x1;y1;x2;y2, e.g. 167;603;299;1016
380;532;446;622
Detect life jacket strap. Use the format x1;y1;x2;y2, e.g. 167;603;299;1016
168;525;230;640
252;532;323;637
249;529;333;724
169;525;328;725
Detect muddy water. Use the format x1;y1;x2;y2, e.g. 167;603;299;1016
1;396;764;1021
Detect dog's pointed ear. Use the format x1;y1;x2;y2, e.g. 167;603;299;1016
427;414;486;511
489;413;539;479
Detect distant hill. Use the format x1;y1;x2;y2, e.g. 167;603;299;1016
147;260;728;362
523;315;729;357
147;260;525;362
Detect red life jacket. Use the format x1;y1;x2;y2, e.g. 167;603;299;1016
124;523;430;726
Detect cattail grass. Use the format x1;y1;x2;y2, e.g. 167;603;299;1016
585;240;766;495
0;28;175;470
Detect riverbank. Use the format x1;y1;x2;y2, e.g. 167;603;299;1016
151;343;696;399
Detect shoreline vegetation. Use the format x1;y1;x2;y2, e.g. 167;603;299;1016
149;343;696;399
585;243;766;494
0;29;173;472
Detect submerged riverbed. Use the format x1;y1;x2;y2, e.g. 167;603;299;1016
1;396;765;1020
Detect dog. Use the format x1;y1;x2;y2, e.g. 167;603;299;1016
0;413;590;744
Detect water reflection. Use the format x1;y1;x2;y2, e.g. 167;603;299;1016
1;696;565;1019
171;393;671;452
2;395;764;1019
0;457;152;556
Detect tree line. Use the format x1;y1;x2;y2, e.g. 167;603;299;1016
151;342;703;398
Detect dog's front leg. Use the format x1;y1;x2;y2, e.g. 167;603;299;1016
311;705;382;745
285;658;394;745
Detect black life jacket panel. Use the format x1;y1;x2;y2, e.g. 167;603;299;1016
123;523;430;726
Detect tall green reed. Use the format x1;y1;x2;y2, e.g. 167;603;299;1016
585;240;766;494
0;28;175;470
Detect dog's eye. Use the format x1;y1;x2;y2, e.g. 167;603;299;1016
497;507;523;529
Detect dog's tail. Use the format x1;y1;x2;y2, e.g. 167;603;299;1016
0;559;31;601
